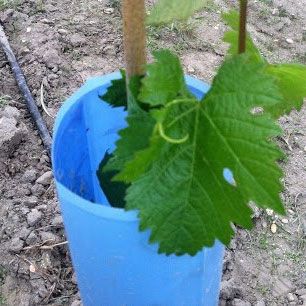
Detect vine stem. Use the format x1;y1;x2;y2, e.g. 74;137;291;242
122;0;147;78
238;0;248;54
122;0;147;113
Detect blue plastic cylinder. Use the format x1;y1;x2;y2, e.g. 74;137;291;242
52;72;224;306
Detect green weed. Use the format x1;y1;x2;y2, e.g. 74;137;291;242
202;0;219;12
108;0;120;10
257;0;272;5
0;0;20;10
0;96;11;107
257;284;270;296
258;233;269;250
0;296;6;306
295;52;306;65
285;251;304;264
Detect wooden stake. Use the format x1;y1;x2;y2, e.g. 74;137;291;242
238;0;248;54
122;0;147;78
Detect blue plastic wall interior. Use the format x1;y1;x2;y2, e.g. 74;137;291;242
52;72;225;306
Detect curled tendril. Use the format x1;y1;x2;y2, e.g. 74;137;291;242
156;99;194;144
157;122;189;144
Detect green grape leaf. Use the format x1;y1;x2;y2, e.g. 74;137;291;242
99;72;154;182
96;152;128;208
126;74;144;113
222;9;239;30
265;64;306;118
122;55;285;255
139;50;190;106
103;111;155;173
100;70;127;109
113;133;163;183
147;0;208;25
222;10;263;63
222;10;306;118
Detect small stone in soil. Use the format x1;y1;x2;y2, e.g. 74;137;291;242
219;300;226;306
9;237;24;253
27;209;42;226
69;33;86;47
270;223;277;233
1;105;21;120
41;18;53;24
40;231;59;242
18;227;31;240
40;155;50;164
187;65;195;73
23;196;39;208
220;279;242;300
48;73;59;81
297;288;306;296
41;252;52;269
26;232;38;245
0;116;26;158
103;45;116;56
16;186;31;196
58;28;68;35
71;300;82;306
72;272;78;285
30;184;46;196
42;49;60;69
254;300;265;306
286;38;294;44
30;278;48;298
36;171;53;186
20;207;30;215
36;204;48;211
0;8;14;23
104;7;114;14
287;293;296;302
300;294;306;303
52;215;63;226
232;298;251;306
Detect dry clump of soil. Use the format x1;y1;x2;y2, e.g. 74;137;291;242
0;0;305;305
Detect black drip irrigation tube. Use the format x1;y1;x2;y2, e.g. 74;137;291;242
0;24;52;156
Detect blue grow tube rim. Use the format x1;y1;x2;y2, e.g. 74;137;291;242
52;71;210;223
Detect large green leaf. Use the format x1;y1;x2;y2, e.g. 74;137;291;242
100;70;127;109
222;10;306;118
120;56;285;255
265;64;306;118
101;50;188;188
113;132;163;183
96;152;128;208
99;73;154;179
103;111;155;173
147;0;208;25
139;50;190;106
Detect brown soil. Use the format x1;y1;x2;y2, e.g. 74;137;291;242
0;0;305;305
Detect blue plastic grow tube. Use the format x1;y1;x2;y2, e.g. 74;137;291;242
52;72;224;306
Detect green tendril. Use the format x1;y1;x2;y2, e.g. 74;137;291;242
165;99;194;108
157;122;189;144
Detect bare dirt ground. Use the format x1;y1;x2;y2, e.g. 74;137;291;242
0;0;305;305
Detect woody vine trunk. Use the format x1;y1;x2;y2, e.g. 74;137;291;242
122;0;147;113
239;0;248;53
